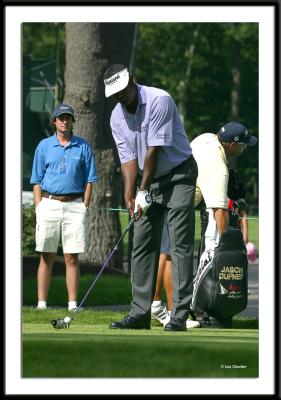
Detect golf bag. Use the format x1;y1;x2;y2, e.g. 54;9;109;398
191;227;248;321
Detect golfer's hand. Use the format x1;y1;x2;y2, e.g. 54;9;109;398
124;195;135;219
134;190;153;219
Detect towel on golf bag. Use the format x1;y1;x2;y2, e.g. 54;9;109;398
191;228;248;321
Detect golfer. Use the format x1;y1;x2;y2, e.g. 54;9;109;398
103;64;198;331
30;104;99;311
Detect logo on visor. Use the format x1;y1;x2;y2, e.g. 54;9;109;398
105;74;120;86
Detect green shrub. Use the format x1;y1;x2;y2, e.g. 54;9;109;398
22;206;36;255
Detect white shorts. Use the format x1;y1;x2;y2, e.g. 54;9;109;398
191;133;229;209
35;197;89;253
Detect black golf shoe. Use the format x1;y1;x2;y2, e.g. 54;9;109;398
109;314;151;330
164;318;187;332
200;317;233;329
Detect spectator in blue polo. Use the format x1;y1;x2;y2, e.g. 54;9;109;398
103;64;198;331
30;104;99;312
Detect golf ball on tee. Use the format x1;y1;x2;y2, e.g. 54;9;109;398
64;317;71;323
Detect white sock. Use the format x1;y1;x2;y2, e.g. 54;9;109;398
152;300;162;308
37;301;47;308
68;301;77;310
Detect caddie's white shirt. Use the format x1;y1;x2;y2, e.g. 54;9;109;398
110;84;192;178
190;133;229;209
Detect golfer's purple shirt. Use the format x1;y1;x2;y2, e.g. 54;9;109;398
110;84;192;178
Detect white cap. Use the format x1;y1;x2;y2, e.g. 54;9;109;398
104;68;130;98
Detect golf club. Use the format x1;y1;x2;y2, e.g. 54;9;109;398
51;215;136;329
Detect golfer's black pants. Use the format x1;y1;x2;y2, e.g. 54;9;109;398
129;155;198;320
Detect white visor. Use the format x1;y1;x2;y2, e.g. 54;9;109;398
104;68;130;98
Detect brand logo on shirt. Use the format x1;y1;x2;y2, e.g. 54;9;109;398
157;132;172;140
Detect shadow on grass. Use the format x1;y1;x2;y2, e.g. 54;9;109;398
232;318;258;330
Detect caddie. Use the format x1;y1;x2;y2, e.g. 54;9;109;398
103;64;198;331
191;121;257;255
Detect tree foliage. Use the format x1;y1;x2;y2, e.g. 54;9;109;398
22;23;65;61
134;23;258;206
23;22;258;207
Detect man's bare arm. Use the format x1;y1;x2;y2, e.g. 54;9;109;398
213;208;229;236
33;184;42;207
121;159;138;216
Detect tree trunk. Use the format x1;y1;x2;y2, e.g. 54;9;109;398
63;23;135;270
178;25;199;125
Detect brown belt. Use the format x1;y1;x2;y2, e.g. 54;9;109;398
42;191;84;202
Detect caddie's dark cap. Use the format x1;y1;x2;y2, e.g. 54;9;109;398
219;122;257;146
51;104;76;122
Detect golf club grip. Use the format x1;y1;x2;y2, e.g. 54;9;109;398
73;216;135;313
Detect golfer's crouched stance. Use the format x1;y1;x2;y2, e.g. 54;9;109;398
103;63;198;331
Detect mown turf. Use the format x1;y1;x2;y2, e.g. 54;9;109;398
23;275;132;307
22;307;258;378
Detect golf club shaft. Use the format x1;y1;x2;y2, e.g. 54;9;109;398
69;216;135;325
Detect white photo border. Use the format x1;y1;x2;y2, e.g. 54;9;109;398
5;2;278;396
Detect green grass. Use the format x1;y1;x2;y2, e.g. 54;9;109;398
246;215;259;249
22;307;258;328
22;307;258;378
119;211;131;256
22;211;259;378
23;275;132;307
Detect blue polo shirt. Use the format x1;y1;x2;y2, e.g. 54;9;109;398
110;84;192;178
30;134;99;194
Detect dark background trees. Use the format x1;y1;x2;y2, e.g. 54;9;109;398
134;23;258;207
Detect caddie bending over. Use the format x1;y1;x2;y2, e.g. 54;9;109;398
190;121;257;257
